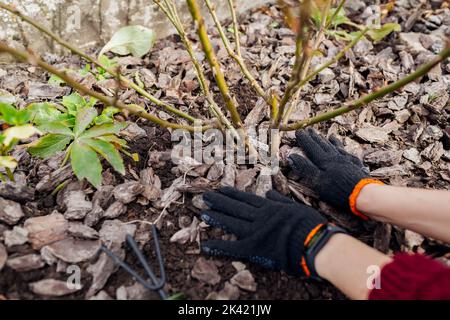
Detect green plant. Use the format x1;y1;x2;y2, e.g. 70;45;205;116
28;93;128;188
0;102;40;181
99;25;156;58
311;2;400;42
0;0;448;177
48;55;118;85
95;55;119;80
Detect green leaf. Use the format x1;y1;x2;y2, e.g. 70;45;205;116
98;55;118;70
329;7;350;28
99;25;156;58
38;121;74;135
48;74;65;85
28;134;73;159
94;115;113;126
70;141;102;188
0;103;31;125
166;292;186;300
82;138;125;175
326;29;356;41
3;125;40;146
27;102;66;125
312;5;350;29
74;107;97;137
85;97;98;108
97;135;128;148
78;64;91;76
80;122;127;139
62;93;86;115
94;107;120;125
367;23;401;42
0;156;18;169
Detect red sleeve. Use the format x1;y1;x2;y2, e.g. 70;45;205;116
369;253;450;300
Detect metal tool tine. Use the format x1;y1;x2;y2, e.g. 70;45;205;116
100;224;167;299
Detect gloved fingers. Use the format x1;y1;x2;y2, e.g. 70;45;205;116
295;129;328;164
329;135;364;167
249;255;278;270
218;187;266;208
307;128;337;153
201;239;248;260
345;153;364;167
201;210;251;238
288;154;319;182
265;190;294;204
329;135;344;148
203;191;256;221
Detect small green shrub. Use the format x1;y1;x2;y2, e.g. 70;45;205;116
0;102;40;181
28;93;128;188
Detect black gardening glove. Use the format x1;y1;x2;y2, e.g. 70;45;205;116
201;187;330;277
289;128;382;219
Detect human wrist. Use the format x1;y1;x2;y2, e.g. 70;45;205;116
302;224;347;279
355;183;386;219
314;233;352;281
349;179;385;220
314;233;392;299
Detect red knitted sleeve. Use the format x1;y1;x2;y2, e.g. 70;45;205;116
369;253;450;300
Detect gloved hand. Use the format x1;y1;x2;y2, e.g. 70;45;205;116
289;128;383;220
201;187;345;277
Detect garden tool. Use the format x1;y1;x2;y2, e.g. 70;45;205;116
101;224;167;300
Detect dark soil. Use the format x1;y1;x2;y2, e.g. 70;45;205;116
0;0;449;300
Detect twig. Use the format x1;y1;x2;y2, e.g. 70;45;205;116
185;0;258;161
0;43;213;132
227;0;241;57
204;0;272;108
272;0;313;128
186;0;243;128
153;0;238;140
302;27;369;90
281;45;450;131
277;0;299;33
325;0;347;30
282;26;369;123
112;66;122;107
281;0;332;125
0;2;196;123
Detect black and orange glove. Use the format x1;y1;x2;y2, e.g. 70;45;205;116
201;187;347;278
289;128;384;220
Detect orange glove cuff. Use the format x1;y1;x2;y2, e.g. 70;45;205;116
349;178;385;220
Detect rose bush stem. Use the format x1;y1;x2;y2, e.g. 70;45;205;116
281;45;450;131
0;2;196;122
0;43;213;132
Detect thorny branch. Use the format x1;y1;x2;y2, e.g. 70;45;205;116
152;0;237;138
0;2;197;123
0;42;214;132
282;26;369;124
1;0;448;164
281;45;450;131
282;0;332;124
186;0;243;129
227;0;242;58
272;0;313;128
204;0;274;109
157;0;258;157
